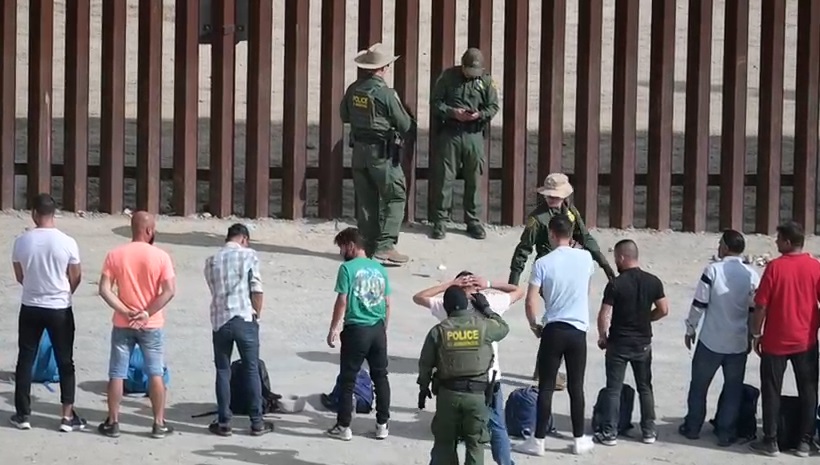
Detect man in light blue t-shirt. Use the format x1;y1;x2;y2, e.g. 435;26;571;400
516;215;596;457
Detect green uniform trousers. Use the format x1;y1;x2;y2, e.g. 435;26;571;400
430;388;490;465
432;131;485;226
351;142;407;253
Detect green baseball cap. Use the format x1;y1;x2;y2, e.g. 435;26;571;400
461;48;485;78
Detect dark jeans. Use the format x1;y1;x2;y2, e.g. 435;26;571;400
337;321;390;427
602;342;655;436
760;345;819;442
683;342;747;440
15;305;76;416
535;322;587;439
213;316;263;426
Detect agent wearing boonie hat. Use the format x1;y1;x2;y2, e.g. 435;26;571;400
428;48;500;241
340;43;416;266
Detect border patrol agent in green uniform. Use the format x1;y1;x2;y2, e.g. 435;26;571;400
508;173;617;286
429;48;500;240
418;286;510;465
340;43;417;265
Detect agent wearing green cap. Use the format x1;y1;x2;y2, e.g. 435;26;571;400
429;48;500;240
340;43;416;265
417;285;510;465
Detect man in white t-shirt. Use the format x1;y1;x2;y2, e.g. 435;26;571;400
412;271;524;465
10;193;85;432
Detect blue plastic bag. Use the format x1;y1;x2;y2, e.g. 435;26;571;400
123;345;170;395
32;332;59;384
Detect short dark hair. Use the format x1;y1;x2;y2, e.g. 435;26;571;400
776;221;805;248
614;239;639;259
548;214;573;239
455;270;473;278
32;193;56;217
334;227;365;249
721;229;745;254
226;223;250;241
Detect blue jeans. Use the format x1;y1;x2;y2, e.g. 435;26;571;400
683;342;747;440
109;326;165;379
213;316;262;427
489;386;514;465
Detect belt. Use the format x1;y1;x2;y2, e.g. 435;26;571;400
439;378;489;393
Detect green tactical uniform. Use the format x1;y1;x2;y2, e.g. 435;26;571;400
507;199;615;285
418;309;510;465
429;48;500;240
340;73;416;260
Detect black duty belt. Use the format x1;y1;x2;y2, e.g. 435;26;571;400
439;378;489;393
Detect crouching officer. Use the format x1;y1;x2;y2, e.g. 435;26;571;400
340;42;417;265
508;172;616;285
417;285;510;465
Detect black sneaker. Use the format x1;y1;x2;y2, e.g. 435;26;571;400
208;421;232;437
59;410;87;432
151;422;174;439
431;224;446;240
795;439;812;458
9;414;31;430
466;223;486;240
98;418;120;438
593;431;617;446
678;423;699;440
642;431;658;444
250;420;274;436
750;438;780;457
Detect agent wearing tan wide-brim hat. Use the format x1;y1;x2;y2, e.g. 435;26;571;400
507;173;615;286
339;43;416;265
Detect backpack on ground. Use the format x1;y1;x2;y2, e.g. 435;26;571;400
229;358;282;415
504;386;555;438
32;332;59;384
591;384;635;436
320;368;374;414
123;345;171;396
709;383;759;442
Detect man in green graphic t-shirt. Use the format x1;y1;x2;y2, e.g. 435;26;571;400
325;227;392;442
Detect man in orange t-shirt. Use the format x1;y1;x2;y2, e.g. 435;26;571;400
97;211;177;439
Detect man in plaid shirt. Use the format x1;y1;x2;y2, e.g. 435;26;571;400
204;223;273;437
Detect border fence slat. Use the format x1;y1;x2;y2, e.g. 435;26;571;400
468;0;493;224
281;0;309;219
537;0;566;184
500;0;528;226
793;0;820;232
136;0;162;214
246;0;274;219
646;0;675;230
318;0;345;220
209;0;236;217
610;0;639;229
574;0;603;228
394;0;420;223
63;0;90;212
755;0;786;234
719;0;749;231
27;0;54;206
357;0;382;78
172;0;199;216
0;0;16;209
682;0;712;232
100;0;126;213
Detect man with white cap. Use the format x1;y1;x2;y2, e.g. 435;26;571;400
340;43;416;265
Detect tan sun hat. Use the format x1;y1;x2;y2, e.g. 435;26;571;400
536;173;574;198
353;42;400;69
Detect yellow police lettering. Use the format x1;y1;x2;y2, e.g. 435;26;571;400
445;329;480;348
352;95;370;109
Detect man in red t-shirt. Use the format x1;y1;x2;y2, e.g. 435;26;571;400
750;221;820;457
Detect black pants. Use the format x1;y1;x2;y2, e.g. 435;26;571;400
760;345;819;442
15;305;76;416
337;321;390;427
535;322;587;438
602;342;655;436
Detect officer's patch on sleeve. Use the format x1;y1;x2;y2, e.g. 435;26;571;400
526;216;539;231
566;209;576;223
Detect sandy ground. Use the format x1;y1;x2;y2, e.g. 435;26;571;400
10;0;807;231
0;212;813;465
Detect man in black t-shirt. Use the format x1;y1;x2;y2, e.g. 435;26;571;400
594;239;669;446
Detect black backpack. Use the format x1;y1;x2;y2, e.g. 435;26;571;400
709;383;759;442
591;384;635;436
192;358;281;419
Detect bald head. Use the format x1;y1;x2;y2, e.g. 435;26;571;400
130;211;156;244
614;239;638;259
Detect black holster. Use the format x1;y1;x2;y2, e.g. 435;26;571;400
485;371;499;408
387;130;404;166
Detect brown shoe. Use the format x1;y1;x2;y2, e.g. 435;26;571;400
374;248;409;264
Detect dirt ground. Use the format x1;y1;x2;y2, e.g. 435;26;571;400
0;212;813;465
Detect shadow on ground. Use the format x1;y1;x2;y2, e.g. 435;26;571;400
193;444;323;465
296;350;418;375
653;416;755;454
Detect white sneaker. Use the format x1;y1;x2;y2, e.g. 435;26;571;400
514;436;545;456
375;422;388;439
326;424;353;441
573;435;595;455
